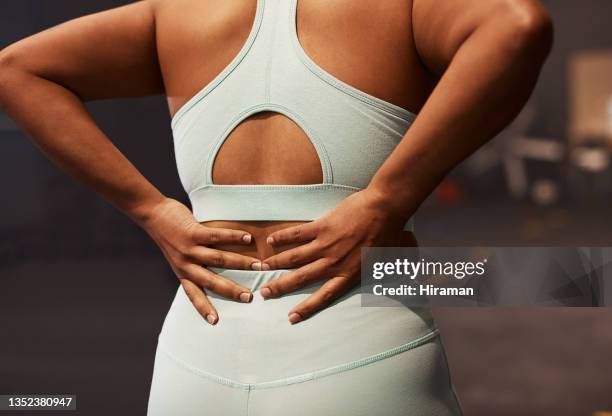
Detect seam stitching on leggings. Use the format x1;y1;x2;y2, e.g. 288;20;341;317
157;328;439;390
246;388;251;416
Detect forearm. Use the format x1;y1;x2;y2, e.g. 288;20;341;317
368;9;553;222
0;66;165;224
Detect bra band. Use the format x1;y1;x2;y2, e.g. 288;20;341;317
190;184;414;231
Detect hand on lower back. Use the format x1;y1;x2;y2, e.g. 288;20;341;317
259;190;417;324
139;197;262;325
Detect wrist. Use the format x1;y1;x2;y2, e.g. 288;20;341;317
362;184;420;227
124;193;169;228
367;160;449;224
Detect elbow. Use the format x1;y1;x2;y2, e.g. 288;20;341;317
0;47;23;103
0;49;12;108
0;44;37;79
0;46;35;109
496;0;554;61
0;46;21;79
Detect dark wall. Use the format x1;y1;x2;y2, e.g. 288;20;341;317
536;0;612;138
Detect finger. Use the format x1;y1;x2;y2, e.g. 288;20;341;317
266;221;318;247
184;264;253;303
190;225;253;246
288;276;358;324
262;241;320;269
180;279;218;325
189;246;261;270
259;259;330;299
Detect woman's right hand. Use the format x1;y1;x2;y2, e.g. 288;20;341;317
138;198;261;325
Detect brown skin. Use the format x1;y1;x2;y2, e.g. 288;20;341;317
0;0;553;325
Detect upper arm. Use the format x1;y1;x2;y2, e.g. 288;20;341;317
412;0;553;76
0;0;164;101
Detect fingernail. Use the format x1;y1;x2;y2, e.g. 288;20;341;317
266;236;274;245
240;292;253;303
288;312;302;324
206;314;217;325
261;262;271;271
260;287;271;298
243;234;252;244
251;262;262;271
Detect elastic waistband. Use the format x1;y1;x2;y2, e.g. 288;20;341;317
189;184;414;231
207;267;362;295
208;267;296;291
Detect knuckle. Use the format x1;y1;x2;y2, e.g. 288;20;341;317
181;246;198;261
289;251;301;265
237;256;249;268
175;243;190;258
318;238;333;250
175;261;190;275
196;230;209;243
207;230;221;243
317;221;329;233
209;252;225;267
294;273;308;287
177;244;197;262
181;282;193;297
270;233;283;244
185;223;198;241
325;254;341;266
297;304;314;317
320;288;336;304
192;298;207;311
204;277;218;292
184;291;196;304
271;283;286;297
293;308;306;319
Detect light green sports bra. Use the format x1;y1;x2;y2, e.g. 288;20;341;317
171;0;417;230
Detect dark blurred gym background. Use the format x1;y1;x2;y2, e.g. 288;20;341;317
1;1;611;415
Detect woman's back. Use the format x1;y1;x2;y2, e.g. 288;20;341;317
153;0;429;257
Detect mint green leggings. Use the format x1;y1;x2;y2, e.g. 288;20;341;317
147;268;462;415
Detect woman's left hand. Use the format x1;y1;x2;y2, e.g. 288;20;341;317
259;189;417;324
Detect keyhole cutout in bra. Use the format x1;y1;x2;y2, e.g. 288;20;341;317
212;112;324;185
